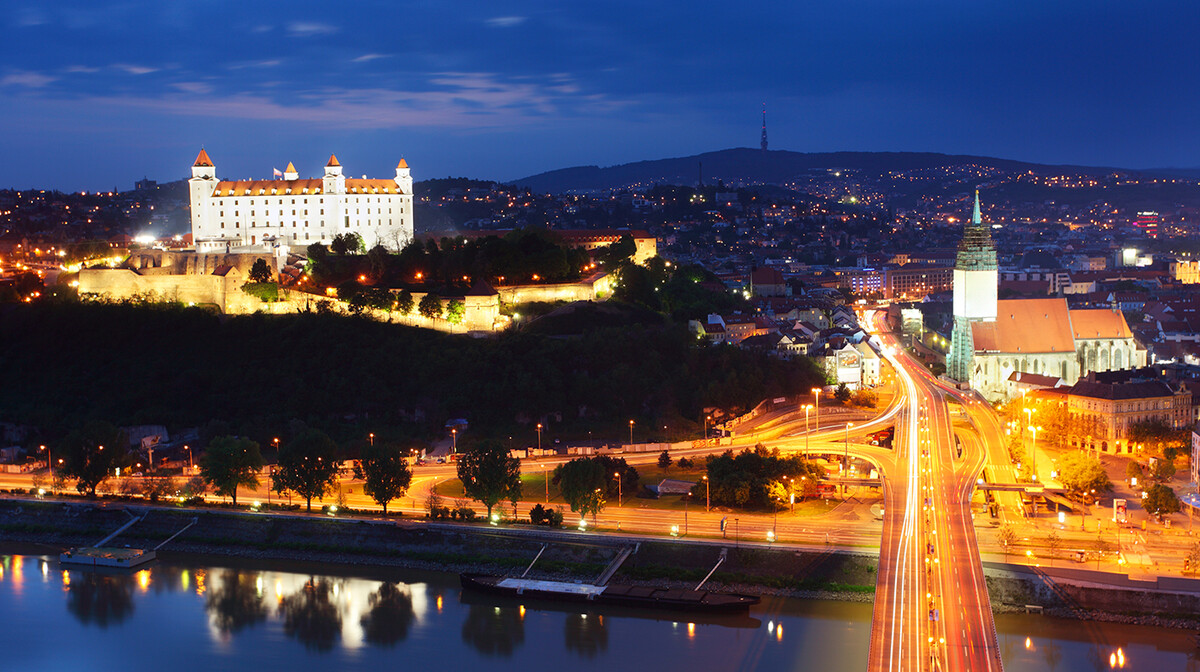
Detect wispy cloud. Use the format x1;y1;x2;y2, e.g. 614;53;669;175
15;7;48;27
171;81;213;95
226;59;282;70
1;70;57;87
65;65;100;74
114;64;158;75
72;72;626;129
485;16;526;28
287;21;337;37
352;54;388;63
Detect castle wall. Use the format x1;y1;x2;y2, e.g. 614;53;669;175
497;273;613;304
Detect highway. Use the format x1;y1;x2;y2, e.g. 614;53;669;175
863;313;1004;672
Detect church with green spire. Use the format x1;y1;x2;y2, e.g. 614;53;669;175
946;191;1145;402
947;191;998;382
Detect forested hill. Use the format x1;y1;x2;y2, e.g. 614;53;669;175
509;148;1118;193
0;303;824;444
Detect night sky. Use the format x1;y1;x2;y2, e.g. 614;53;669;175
4;1;1199;191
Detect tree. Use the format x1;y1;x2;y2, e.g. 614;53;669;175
456;440;521;519
1149;458;1176;483
60;422;130;496
834;383;851;403
657;450;673;471
418;293;443;319
1125;461;1144;481
1187;542;1200;575
330;233;363;255
248;258;272;283
554;457;608;520
274;430;341;512
1045;530;1061;567
200;436;264;506
306;242;328;261
446;299;465;325
1144;483;1181;519
395;289;414;315
359;444;412;514
998;525;1017;561
1057;451;1111;501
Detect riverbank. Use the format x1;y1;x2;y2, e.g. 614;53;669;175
4;498;1200;627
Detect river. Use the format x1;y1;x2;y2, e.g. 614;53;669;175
0;550;1194;671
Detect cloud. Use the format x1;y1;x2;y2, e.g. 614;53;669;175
0;70;57;87
352;54;388;63
15;7;48;27
171;81;213;94
287;21;338;37
114;64;158;75
65;65;100;74
226;59;282;70
72;72;627;129
485;16;526;28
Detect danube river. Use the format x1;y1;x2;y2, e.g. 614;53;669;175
0;550;1195;671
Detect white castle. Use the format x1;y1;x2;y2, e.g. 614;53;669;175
188;149;414;253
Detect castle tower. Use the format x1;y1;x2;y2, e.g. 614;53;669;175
395;158;412;193
322;154;345;195
188;149;216;235
283;161;298;181
947;190;998;381
760;104;768;152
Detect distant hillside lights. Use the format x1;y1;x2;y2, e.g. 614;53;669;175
188;150;414;255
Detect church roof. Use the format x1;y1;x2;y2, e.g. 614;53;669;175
193;149;213;167
209;178;404;196
326;154;340;167
971;298;1075;354
1068;380;1174;401
397;158;408;169
1068;308;1131;340
284;162;297;173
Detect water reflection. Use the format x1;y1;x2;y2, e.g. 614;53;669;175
359;582;415;646
206;569;268;636
66;571;135;628
278;578;342;652
564;612;608;658
461;604;525;656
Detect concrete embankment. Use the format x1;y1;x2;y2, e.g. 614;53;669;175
0;499;877;598
4;499;1200;627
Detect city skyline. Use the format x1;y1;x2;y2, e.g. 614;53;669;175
4;1;1199;191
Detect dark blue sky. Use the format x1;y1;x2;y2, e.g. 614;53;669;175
4;1;1199;191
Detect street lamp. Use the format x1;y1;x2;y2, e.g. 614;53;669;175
536;423;542;453
39;445;52;493
451;428;457;454
614;472;622;507
703;475;710;512
1028;425;1042;481
184;444;192;472
629;420;635;447
802;404;813;456
704;414;711;440
540;463;548;503
811;388;822;434
844;422;855;472
369;433;374;447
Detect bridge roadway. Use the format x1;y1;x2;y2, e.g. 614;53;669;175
862;324;1004;672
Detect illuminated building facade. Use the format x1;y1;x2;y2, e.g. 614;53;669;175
188;150;414;254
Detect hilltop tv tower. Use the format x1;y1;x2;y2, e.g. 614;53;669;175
760;103;768;152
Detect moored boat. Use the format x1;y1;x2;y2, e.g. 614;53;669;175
460;573;759;613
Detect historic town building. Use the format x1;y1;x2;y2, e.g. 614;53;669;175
188;150;414;254
948;193;1146;401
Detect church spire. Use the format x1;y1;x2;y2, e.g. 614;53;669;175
972;189;982;225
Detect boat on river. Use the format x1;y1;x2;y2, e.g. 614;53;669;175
460;573;760;613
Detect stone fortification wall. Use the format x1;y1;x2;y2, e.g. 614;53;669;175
78;268;237;309
498;273;612;305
